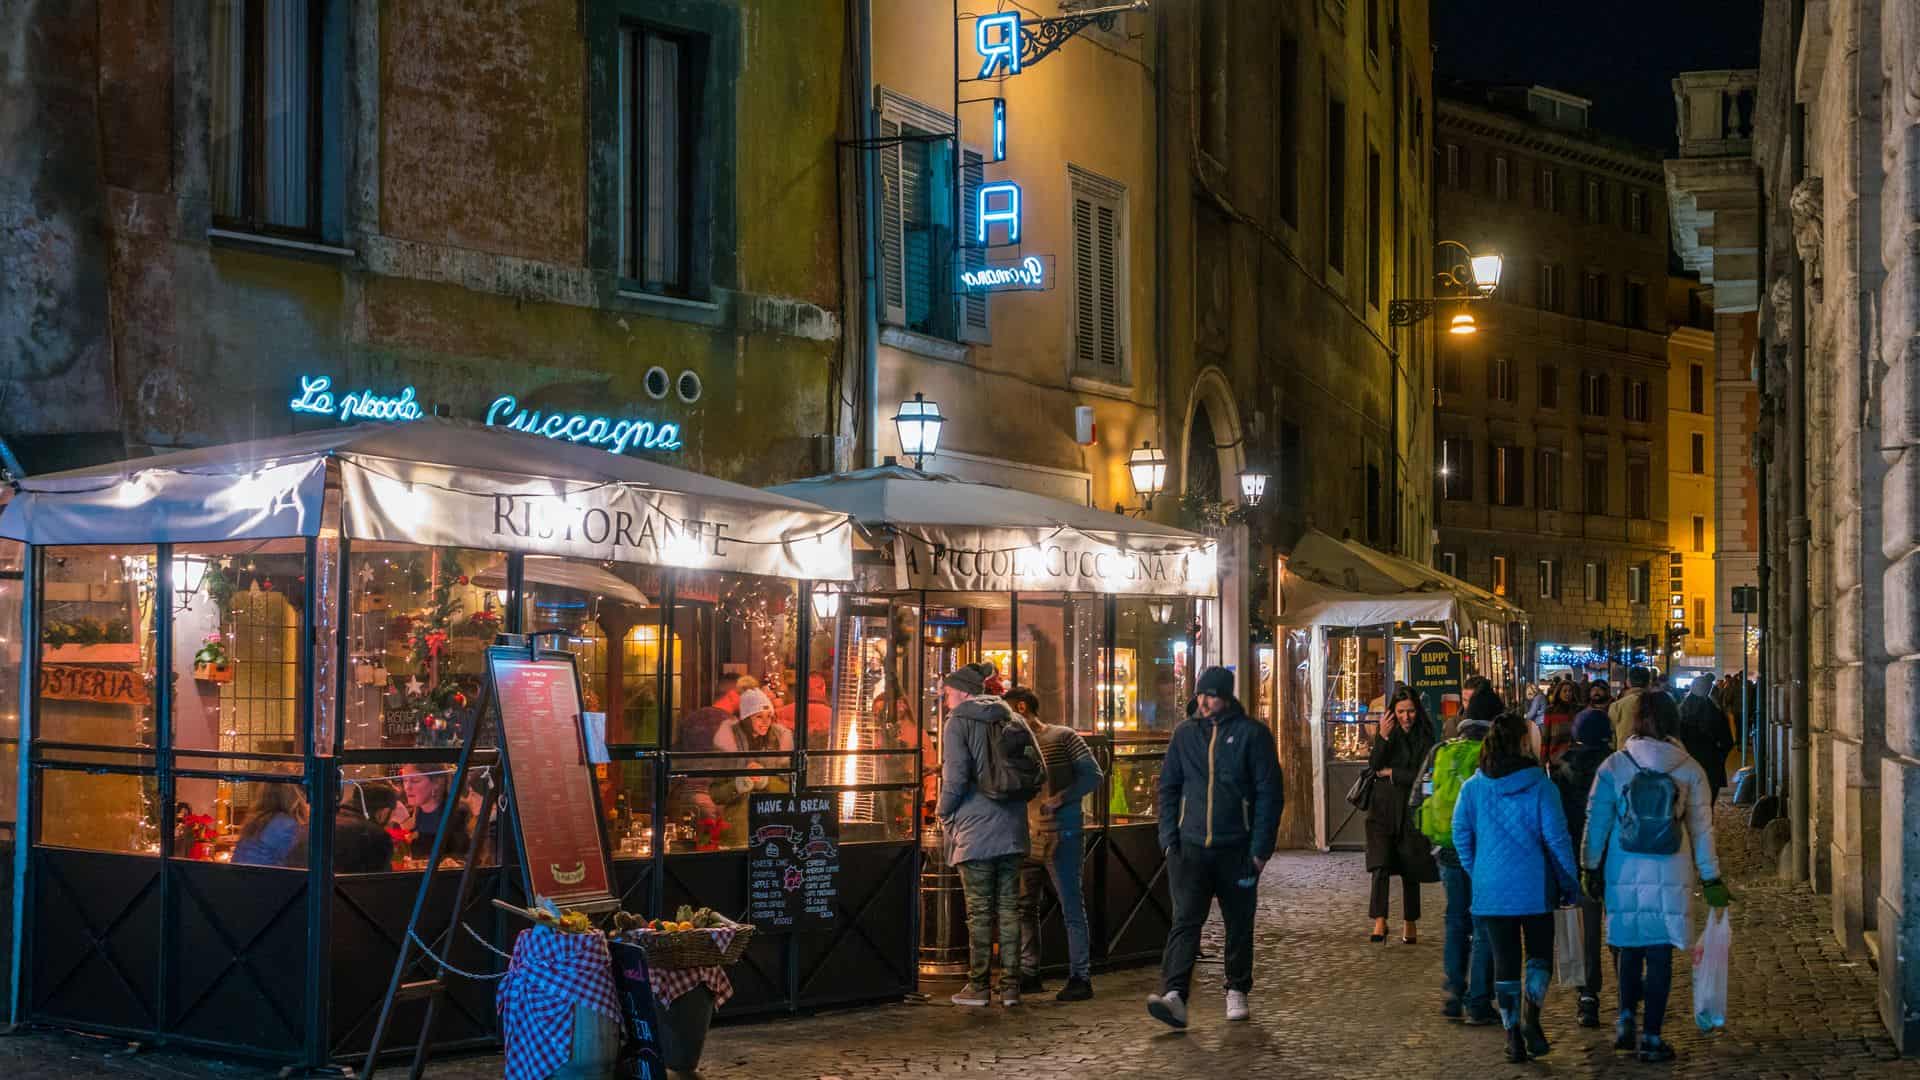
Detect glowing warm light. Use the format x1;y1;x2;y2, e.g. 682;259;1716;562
1128;442;1167;508
1448;312;1478;335
1470;253;1504;296
810;582;841;621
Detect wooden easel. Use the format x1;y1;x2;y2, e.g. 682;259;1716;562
360;633;616;1079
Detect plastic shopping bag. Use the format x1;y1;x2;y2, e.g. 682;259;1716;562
1691;906;1732;1031
1552;906;1587;988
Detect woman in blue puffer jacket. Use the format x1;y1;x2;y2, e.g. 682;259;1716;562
1452;711;1581;1064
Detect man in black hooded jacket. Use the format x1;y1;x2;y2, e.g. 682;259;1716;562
1146;666;1282;1030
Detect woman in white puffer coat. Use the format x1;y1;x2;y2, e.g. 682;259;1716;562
1580;691;1729;1064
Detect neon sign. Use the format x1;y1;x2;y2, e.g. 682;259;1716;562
975;13;1021;78
288;375;684;455
960;255;1048;293
486;395;683;454
992;98;1007;162
290;375;423;423
976;181;1022;245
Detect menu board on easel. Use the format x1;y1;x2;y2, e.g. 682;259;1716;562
487;647;617;913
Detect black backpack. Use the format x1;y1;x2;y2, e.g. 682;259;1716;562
975;701;1046;803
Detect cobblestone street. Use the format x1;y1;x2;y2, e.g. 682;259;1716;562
1;807;1901;1079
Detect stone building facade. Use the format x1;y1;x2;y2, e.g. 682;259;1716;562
1745;0;1920;1051
1432;86;1671;669
0;0;847;484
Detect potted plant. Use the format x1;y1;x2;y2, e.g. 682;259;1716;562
193;632;233;683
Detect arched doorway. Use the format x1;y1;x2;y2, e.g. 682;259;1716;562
1181;366;1245;507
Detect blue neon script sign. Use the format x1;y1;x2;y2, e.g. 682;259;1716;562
960;255;1049;294
288;375;684;455
975;12;1022;78
290;375;423;422
486;396;683;454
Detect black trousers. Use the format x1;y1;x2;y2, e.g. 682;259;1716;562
1578;896;1604;998
1482;911;1555;982
1368;868;1422;921
1160;845;1258;995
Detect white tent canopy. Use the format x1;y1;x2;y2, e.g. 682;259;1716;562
0;420;854;580
1276;528;1525;628
768;464;1216;597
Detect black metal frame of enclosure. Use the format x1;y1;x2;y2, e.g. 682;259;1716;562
6;546;1201;1068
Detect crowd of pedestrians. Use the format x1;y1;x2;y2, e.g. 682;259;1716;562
933;651;1742;1066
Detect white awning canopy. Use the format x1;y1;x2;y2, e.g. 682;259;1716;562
0;420;853;581
1276;528;1527;628
767;465;1216;597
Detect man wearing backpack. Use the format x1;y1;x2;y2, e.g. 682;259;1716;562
1147;667;1281;1029
1409;688;1500;1025
936;662;1040;1008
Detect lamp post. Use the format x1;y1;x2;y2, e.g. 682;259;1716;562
1127;441;1166;511
1389;240;1504;327
893;392;944;470
1236;466;1270;508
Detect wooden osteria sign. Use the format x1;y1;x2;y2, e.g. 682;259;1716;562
39;664;151;706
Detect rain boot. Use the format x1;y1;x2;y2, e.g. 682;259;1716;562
1495;981;1527;1063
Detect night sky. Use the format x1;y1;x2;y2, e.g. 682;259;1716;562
1432;0;1764;152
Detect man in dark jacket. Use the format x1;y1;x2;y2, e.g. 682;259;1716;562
1551;709;1612;1027
1678;675;1735;801
936;662;1031;1008
1146;667;1282;1029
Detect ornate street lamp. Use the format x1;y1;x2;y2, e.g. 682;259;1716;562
1236;466;1270;507
1127;441;1167;510
810;581;842;621
1390;241;1505;326
893;392;944;469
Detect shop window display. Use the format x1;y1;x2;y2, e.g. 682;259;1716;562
664;571;800;852
1326;629;1389;761
343;546;507;749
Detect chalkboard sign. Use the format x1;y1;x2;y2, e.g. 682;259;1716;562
747;794;840;932
488;648;616;912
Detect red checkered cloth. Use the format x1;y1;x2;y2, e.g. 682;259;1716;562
496;927;622;1080
648;925;738;1007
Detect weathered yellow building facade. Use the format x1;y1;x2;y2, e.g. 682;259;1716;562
1666;278;1717;668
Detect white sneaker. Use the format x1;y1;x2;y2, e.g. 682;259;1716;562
1147;990;1188;1029
1226;989;1250;1021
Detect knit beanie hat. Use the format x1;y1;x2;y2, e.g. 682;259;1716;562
1196;665;1235;699
943;662;994;697
738;688;773;719
1572;708;1611;747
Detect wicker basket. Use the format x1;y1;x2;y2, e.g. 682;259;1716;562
626;918;755;970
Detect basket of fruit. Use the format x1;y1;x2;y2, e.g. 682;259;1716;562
613;906;754;970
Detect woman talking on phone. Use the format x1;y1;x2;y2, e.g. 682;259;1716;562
1365;687;1437;944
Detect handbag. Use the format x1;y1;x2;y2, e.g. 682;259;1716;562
1344;769;1377;811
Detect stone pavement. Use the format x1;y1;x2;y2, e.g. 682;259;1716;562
0;804;1902;1079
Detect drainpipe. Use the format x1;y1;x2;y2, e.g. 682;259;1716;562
1154;8;1170;467
1786;0;1810;883
1387;0;1403;554
858;0;881;468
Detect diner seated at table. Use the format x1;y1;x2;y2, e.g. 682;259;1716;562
671;675;747;822
290;780;400;873
397;763;473;862
231;784;309;867
773;671;832;749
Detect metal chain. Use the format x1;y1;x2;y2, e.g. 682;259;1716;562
406;927;509;982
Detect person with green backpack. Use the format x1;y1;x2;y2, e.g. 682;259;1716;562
1408;687;1502;1025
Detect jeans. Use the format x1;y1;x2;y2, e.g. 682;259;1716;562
1438;851;1493;1014
1160;845;1258;996
1368;868;1422;921
1578;895;1604;999
1617;945;1674;1036
1018;829;1090;980
958;853;1023;989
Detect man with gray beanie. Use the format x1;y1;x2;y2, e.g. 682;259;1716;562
936;662;1033;1007
1147;665;1281;1029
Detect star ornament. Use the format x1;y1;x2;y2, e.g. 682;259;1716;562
404;675;425;698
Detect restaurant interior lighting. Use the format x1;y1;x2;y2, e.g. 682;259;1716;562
1127;441;1167;509
1149;600;1174;625
170;556;210;609
1237;467;1270;507
893;392;944;470
810;581;841;621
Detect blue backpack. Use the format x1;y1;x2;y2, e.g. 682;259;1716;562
1616;747;1683;855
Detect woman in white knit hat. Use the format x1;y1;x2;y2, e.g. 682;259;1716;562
712;682;795;843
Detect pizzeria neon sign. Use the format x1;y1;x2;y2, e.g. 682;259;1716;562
290;375;683;455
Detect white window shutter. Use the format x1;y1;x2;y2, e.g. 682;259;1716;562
877;115;906;327
959;148;989;343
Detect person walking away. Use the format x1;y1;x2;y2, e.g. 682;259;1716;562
1366;688;1438;943
1146;667;1282;1029
1608;667;1651;749
1451;713;1582;1063
1006;687;1102;1001
1409;688;1501;1024
1551;709;1612;1028
936;662;1037;1007
1525;681;1549;725
1581;691;1730;1062
1539;680;1581;768
1678;675;1735;802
